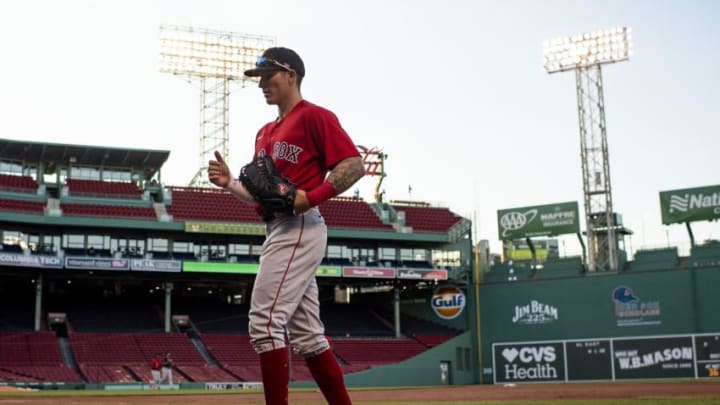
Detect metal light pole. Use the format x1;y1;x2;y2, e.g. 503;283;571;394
543;27;632;272
158;25;275;186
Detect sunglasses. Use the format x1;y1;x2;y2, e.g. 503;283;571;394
255;56;295;73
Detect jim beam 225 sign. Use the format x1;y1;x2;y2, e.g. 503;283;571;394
431;286;466;320
493;342;565;383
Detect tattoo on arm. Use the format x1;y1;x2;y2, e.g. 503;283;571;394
326;156;365;194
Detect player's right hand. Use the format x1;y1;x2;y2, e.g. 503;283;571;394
208;151;232;188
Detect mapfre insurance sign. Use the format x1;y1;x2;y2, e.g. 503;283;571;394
493;342;565;383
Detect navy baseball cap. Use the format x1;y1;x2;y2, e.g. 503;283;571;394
244;47;305;78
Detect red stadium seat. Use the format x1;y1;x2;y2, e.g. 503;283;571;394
66;179;142;199
0;198;45;214
0;173;38;193
392;205;463;233
60;203;157;220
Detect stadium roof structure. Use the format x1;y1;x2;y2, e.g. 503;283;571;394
0;138;170;180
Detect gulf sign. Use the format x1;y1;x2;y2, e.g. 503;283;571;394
431;286;466;320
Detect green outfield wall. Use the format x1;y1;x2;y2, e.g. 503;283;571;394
291;332;476;388
478;266;720;382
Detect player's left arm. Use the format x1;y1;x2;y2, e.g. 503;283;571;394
326;156;365;194
295;156;365;214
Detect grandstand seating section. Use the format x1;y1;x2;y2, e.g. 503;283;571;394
165;189;394;231
0;299;463;384
0;332;62;364
46;300;165;333
200;334;328;382
172;300;249;334
165;186;261;223
0;332;81;382
318;198;394;231
199;333;434;382
66;179;142;199
373;308;461;341
0;173;38;193
412;334;456;348
629;247;679;272
60;203;157;220
331;338;428;367
0;197;45;214
392;204;463;233
80;364;135;384
70;332;207;384
0;280;35;332
321;304;394;337
0;176;468;235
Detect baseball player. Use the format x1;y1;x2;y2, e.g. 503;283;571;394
149;353;162;390
208;47;364;405
161;351;174;388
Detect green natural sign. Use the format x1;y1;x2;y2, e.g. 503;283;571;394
183;261;259;274
185;221;265;235
497;201;579;240
659;184;720;224
182;261;343;276
316;266;342;277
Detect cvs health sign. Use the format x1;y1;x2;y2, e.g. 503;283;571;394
493;342;565;383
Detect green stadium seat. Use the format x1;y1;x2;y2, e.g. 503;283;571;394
629;247;679;272
689;241;720;268
535;256;584;279
483;263;533;283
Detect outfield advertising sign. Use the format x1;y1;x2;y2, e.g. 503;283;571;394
130;259;182;273
613;336;695;379
316;265;342;277
342;266;395;279
183;261;259;274
493;333;718;383
493;341;566;383
204;382;263;390
64;257;129;271
565;339;613;381
397;268;448;280
659;184;720;224
185;221;265;235
695;334;720;378
0;253;63;269
497;201;579;240
431;286;466;320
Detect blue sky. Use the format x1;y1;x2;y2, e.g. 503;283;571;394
1;0;718;256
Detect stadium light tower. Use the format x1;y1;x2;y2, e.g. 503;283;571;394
158;25;275;186
543;26;632;272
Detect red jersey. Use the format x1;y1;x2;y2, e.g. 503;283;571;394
252;100;360;190
150;357;162;370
